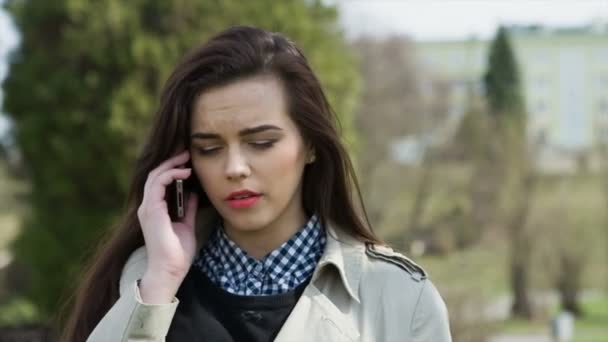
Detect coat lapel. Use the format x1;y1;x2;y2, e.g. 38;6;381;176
273;284;359;342
194;210;364;341
274;223;364;342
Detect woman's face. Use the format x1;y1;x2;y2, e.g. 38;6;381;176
190;74;311;235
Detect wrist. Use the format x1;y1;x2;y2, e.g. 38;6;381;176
138;270;183;304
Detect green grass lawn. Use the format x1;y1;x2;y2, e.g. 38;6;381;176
381;167;608;295
418;239;509;296
574;295;608;342
375;164;608;340
497;295;608;341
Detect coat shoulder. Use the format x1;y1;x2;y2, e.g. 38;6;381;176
364;243;428;282
358;243;440;330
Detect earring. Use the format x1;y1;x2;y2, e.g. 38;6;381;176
308;154;316;164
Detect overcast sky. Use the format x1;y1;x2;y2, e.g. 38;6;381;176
335;0;608;40
0;2;17;136
1;0;607;134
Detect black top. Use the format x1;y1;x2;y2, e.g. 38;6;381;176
167;267;309;342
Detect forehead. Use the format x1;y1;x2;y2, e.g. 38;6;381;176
191;74;291;132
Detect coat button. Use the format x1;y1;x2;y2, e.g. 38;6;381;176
241;310;263;322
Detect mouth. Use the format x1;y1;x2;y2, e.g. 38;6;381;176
225;190;263;209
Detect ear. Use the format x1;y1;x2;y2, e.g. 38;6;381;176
306;146;316;164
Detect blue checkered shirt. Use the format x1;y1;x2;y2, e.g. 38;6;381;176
194;215;326;296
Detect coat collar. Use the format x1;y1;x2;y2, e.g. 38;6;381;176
276;224;364;341
193;206;365;303
194;207;364;341
311;222;364;303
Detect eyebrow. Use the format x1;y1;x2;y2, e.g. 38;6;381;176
190;124;283;140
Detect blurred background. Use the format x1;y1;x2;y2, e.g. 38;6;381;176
0;0;606;341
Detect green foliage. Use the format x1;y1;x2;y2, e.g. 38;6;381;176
2;0;359;316
452;92;488;159
483;26;525;119
482;26;534;319
0;296;40;326
483;27;527;163
482;26;530;194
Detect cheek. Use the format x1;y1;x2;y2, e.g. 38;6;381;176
262;140;306;180
191;158;219;191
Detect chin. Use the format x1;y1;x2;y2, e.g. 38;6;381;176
222;210;274;232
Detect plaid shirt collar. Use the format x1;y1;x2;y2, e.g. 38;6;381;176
194;214;326;296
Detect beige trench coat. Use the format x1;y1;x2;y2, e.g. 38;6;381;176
87;208;452;341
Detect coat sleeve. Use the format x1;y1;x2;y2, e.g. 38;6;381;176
86;247;180;342
410;279;452;342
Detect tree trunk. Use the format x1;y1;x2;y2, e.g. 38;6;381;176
469;144;500;238
559;287;582;317
510;251;533;318
404;148;434;249
509;170;536;319
602;143;608;290
556;254;583;317
469;118;503;242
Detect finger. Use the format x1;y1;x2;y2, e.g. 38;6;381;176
182;192;199;227
146;168;192;204
145;150;190;191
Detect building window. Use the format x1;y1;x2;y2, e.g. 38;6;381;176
601;127;608;142
599;74;608;89
474;81;485;96
535;100;547;114
533;77;549;92
600;100;608;116
450;51;465;67
594;49;608;64
424;56;437;68
526;50;550;65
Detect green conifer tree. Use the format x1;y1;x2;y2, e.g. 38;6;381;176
2;0;359;316
484;26;533;319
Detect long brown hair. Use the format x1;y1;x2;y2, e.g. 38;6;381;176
62;25;381;341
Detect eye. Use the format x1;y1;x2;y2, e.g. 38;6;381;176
195;146;221;156
249;140;275;149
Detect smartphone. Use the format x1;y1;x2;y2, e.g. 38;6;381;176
166;179;185;221
165;158;206;219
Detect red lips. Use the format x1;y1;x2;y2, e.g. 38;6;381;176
225;189;262;209
225;189;261;200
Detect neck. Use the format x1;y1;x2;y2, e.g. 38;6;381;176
223;207;308;260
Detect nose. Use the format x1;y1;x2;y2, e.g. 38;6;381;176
225;147;251;181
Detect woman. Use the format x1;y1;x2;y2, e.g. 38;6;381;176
63;26;451;341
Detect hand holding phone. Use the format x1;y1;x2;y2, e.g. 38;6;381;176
136;150;199;303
